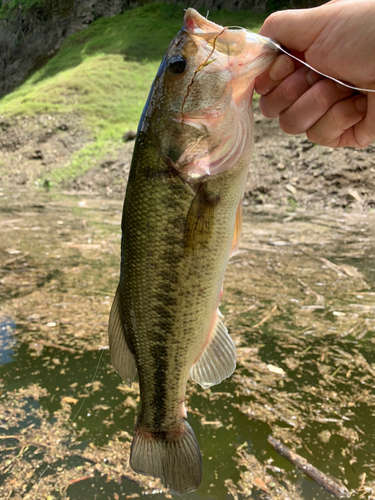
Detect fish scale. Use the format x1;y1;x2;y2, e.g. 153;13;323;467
121;142;194;429
108;7;278;495
121;141;235;429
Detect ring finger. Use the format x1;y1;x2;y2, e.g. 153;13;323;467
278;79;355;134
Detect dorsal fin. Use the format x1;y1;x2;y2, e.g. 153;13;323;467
190;310;236;389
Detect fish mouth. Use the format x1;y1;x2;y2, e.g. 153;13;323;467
183;8;278;56
182;8;278;80
183;8;227;34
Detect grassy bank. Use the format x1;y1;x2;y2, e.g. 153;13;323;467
0;3;267;185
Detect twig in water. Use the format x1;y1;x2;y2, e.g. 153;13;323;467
251;305;277;329
268;435;351;498
34;341;77;353
319;257;347;278
298;278;325;306
4;252;30;266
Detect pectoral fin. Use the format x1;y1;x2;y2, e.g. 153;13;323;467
230;201;243;256
108;287;137;387
184;185;220;254
190;311;236;389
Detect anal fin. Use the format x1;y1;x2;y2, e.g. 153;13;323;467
190;311;236;389
108;287;137;387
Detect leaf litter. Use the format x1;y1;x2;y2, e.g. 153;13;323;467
1;190;375;499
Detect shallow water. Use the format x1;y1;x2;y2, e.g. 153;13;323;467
1;190;375;499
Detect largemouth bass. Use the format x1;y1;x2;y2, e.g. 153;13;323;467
109;8;277;495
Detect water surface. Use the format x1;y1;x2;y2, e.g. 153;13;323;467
1;190;375;499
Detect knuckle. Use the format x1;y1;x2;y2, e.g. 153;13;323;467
279;113;301;135
262;11;283;31
305;127;340;147
356;135;372;148
305;128;325;146
308;85;331;113
259;96;278;119
255;75;272;96
329;101;347;130
278;79;301;107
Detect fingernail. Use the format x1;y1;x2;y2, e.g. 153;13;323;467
306;69;321;86
354;95;367;113
269;55;293;81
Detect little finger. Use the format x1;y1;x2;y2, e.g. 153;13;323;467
306;95;368;147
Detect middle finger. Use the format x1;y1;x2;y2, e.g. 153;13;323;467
259;66;323;118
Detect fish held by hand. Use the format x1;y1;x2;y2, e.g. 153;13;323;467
109;8;277;496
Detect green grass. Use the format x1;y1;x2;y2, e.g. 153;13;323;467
0;2;267;184
0;0;46;18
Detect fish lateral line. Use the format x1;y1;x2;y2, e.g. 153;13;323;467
181;26;228;123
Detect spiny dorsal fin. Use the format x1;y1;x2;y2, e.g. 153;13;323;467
230;200;243;256
130;420;202;496
190;310;236;389
108;287;137;387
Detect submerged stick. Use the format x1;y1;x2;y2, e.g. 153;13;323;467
267;436;350;498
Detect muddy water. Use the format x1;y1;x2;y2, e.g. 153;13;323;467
1;190;375;500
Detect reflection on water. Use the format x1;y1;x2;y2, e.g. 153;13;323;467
0;190;375;499
0;317;16;364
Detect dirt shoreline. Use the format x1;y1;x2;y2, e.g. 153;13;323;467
1;105;374;210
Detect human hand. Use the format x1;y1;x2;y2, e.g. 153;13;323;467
254;0;375;148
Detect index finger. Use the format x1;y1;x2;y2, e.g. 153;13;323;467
255;53;295;96
258;9;325;53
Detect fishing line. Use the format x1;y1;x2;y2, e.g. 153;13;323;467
267;39;375;93
71;347;106;423
226;26;375;93
36;464;50;483
181;26;228;121
35;347;107;485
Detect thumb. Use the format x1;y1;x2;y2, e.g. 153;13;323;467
259;8;326;53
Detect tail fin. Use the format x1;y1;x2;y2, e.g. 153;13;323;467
130;420;202;495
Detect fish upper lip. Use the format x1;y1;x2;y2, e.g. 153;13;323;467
183;8;224;34
183;8;278;53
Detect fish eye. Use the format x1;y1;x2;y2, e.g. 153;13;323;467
166;55;187;76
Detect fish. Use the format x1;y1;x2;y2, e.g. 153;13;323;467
108;8;278;495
